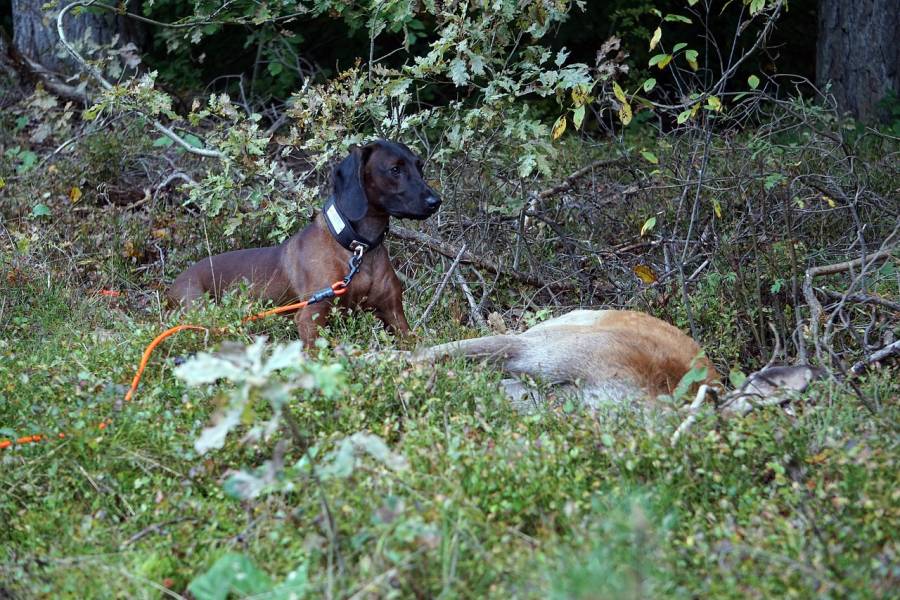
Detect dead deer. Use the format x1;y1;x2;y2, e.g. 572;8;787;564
414;309;721;409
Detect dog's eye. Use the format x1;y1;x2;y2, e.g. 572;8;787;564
390;165;402;176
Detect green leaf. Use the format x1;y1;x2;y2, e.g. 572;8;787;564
640;216;657;236
643;78;657;92
729;369;747;389
182;133;203;148
31;203;51;218
16;150;37;174
648;53;667;67
672;42;688;53
676;109;692;124
748;74;760;89
673;363;709;399
640;150;659;164
685;49;699;70
267;62;283;76
764;173;785;192
449;57;469;86
189;553;273;600
152;136;174;148
572;104;586;130
664;14;693;23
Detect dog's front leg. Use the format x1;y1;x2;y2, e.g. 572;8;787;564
294;302;334;347
374;286;412;339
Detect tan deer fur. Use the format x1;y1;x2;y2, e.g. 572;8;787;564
415;309;721;409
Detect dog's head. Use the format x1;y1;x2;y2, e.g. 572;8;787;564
332;140;441;221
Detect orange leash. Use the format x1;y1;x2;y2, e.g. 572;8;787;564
123;324;216;402
1;252;361;452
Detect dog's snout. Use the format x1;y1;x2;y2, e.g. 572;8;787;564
425;195;441;208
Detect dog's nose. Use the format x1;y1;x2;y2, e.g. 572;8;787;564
426;195;441;208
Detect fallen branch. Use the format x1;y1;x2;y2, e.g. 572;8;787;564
534;157;624;201
805;247;896;279
17;53;90;104
802;246;897;362
391;225;577;292
850;340;900;375
815;288;900;313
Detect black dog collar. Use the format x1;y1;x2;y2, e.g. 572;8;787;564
322;196;386;252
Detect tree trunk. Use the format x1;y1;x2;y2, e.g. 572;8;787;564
816;0;900;122
11;0;145;74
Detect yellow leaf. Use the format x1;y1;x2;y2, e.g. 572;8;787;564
657;54;673;69
649;27;662;51
823;195;836;208
571;84;591;107
687;58;698;71
551;114;567;140
690;102;701;118
618;101;632;126
707;95;722;112
640;216;657;236
634;264;658;284
806;451;829;465
0;177;5;190
68;186;82;203
612;81;627;104
713;198;722;218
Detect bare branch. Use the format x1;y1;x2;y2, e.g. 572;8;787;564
391;225;577;293
417;242;467;328
57;0;226;160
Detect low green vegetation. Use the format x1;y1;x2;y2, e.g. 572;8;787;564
1;224;897;597
2;0;898;597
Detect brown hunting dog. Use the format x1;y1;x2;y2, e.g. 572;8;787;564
168;140;441;345
415;309;722;408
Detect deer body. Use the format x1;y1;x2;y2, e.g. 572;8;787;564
416;310;720;408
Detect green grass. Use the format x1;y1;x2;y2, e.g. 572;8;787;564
1;104;897;597
1;268;897;598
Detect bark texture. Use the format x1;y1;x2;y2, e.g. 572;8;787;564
11;0;145;74
816;0;900;121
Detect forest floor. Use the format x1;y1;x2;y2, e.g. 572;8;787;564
1;91;898;598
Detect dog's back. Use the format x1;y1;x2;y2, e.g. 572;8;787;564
417;310;719;406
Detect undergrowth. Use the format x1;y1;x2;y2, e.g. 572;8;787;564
1;240;897;597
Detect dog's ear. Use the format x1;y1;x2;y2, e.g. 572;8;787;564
333;144;373;221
